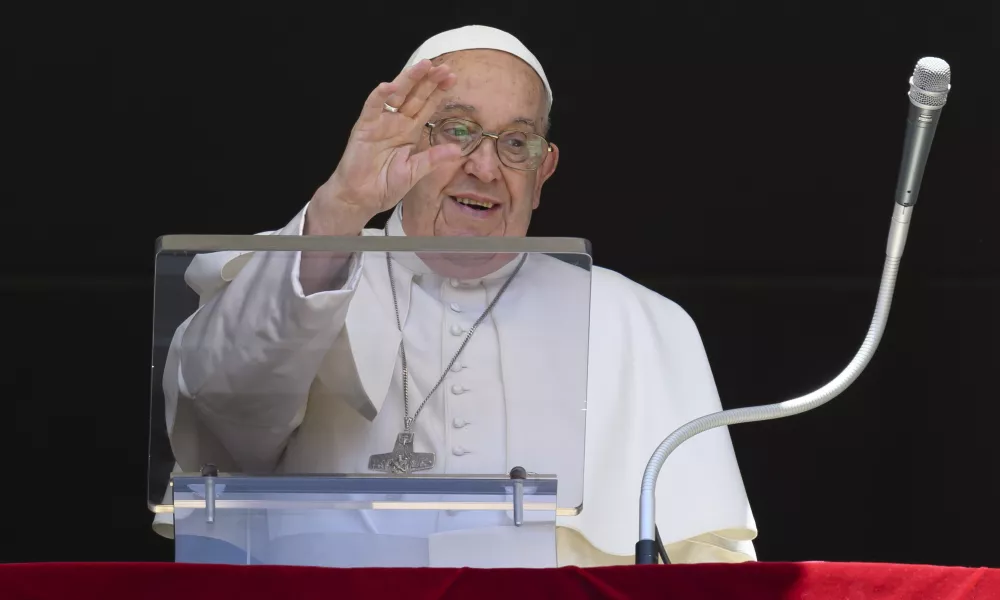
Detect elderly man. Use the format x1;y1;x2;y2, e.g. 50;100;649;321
157;25;757;566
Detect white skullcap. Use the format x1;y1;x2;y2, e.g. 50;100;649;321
404;25;552;107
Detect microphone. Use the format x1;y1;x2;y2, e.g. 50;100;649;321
635;57;952;565
895;57;952;207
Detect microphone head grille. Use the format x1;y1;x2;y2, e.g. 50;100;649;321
909;57;951;108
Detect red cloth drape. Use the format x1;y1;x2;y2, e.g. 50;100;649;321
0;562;996;599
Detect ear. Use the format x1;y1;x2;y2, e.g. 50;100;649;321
531;142;559;210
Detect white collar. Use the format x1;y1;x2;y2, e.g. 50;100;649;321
384;203;525;284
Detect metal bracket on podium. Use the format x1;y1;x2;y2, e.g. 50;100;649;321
510;467;526;527
201;463;218;524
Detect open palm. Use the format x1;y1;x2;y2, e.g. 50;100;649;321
328;59;462;218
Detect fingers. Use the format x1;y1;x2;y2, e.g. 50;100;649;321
359;60;457;127
400;66;456;117
383;59;433;111
406;143;463;184
359;81;399;123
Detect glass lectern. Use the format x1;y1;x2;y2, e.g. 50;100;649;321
149;233;592;567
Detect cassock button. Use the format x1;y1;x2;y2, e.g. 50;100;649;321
449;279;461;288
449;302;462;313
450;324;464;336
450;362;465;372
452;446;470;456
450;384;466;395
452;418;469;428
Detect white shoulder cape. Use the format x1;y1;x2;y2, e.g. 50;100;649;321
155;204;757;564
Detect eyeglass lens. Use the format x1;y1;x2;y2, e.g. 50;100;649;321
432;118;546;170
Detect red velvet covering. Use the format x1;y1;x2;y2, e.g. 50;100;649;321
0;562;996;599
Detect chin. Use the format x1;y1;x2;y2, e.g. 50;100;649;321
442;226;499;237
435;219;502;238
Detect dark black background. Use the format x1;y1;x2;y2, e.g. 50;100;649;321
7;3;997;566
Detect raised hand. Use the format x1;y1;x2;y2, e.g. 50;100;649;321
307;59;462;235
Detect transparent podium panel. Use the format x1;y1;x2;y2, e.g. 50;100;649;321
172;474;558;567
149;233;592;566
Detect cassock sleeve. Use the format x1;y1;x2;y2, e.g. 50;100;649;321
162;202;364;474
556;267;757;564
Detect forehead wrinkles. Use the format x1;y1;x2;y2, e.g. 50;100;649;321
434;50;545;114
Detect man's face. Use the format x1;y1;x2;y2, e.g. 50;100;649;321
400;49;559;238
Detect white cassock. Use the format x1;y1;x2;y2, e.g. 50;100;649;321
153;203;758;566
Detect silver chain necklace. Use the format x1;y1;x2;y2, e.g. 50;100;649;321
368;228;527;474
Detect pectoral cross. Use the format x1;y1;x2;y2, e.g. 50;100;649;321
368;432;435;475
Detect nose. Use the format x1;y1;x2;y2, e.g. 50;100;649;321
463;137;501;183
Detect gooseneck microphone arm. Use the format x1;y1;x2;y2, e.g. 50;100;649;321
636;215;905;565
635;57;952;565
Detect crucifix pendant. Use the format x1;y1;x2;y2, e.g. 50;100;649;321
368;432;435;475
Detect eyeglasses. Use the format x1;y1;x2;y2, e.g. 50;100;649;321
425;118;551;171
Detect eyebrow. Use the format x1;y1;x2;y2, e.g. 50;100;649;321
437;101;538;131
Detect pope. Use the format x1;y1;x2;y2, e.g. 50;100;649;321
157;25;758;566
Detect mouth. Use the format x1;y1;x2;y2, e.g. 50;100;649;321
449;195;501;217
